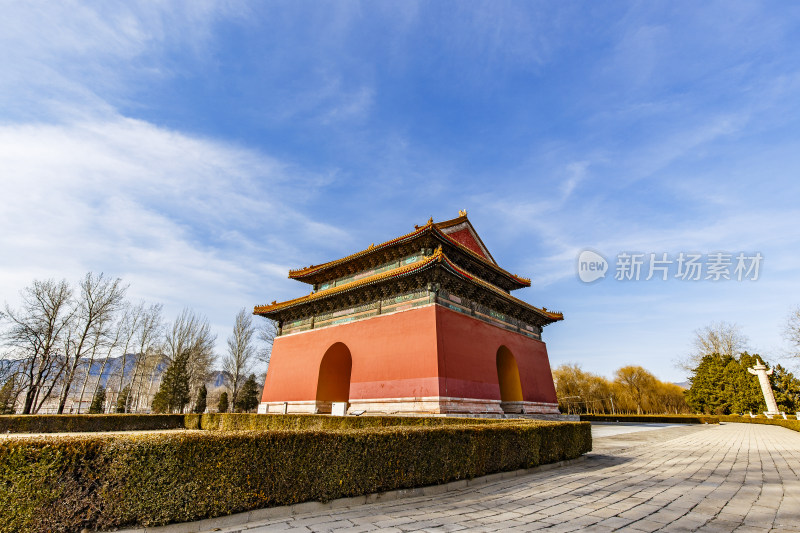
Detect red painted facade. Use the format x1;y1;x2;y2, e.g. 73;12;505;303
261;305;558;415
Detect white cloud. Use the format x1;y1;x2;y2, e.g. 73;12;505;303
0;2;351;359
0;116;348;347
271;73;375;126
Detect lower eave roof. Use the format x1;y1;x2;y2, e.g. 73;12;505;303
255;247;562;322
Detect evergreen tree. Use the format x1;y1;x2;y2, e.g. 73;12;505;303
89;385;106;414
773;365;800;412
193;383;207;414
151;388;169;414
218;391;229;413
686;352;775;414
235;374;260;412
685;354;728;414
0;377;17;415
115;385;131;413
733;352;767;413
151;350;191;413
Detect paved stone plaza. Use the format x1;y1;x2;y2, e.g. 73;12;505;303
166;423;800;533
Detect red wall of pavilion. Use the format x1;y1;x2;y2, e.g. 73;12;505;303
434;306;558;403
261;304;558;405
261;306;440;403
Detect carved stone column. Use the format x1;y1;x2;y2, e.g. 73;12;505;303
748;358;780;415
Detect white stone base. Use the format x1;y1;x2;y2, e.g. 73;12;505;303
261;400;316;414
260;397;561;417
347;396;503;415
498;401;562;415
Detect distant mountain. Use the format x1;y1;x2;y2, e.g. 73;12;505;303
84;354;140;384
3;354;258;391
208;370;231;388
2;354;160;388
673;381;690;389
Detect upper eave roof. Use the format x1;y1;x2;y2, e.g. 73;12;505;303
287;215;531;288
431;214;497;264
255;247;562;322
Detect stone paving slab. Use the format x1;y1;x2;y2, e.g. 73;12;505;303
123;423;800;533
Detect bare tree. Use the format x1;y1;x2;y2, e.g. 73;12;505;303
127;346;163;412
677;321;749;372
76;312;114;413
223;308;257;410
57;273;126;414
138;350;165;412
256;316;278;369
2;279;75;414
85;301;144;413
164;308;216;410
128;303;164;412
785;307;800;358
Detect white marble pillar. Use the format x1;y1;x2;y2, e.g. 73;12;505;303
747;358;780;415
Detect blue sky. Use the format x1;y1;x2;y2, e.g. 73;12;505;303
2;2;800;382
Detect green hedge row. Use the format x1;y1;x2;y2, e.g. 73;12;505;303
1;413;523;434
198;413;501;431
723;413;797;420
0;421;591;533
0;414;200;434
579;414;719;424
718;415;800;432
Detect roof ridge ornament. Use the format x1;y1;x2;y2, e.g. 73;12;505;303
459;209;467;217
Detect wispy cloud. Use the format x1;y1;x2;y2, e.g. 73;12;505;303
0;116;349;338
273;75;375;126
0;2;351;351
0;2;226;119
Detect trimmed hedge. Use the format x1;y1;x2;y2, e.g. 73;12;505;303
198;413;502;431
727;413;798;420
1;412;548;434
0;414;200;434
718;414;800;432
579;414;719;424
0;420;591;533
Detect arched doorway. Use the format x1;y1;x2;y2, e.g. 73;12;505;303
316;342;352;413
496;346;523;413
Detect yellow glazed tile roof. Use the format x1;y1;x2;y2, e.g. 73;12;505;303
288;216;531;288
255;246;561;322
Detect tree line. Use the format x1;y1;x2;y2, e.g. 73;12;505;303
0;273;276;415
682;321;800;415
553;364;689;415
555;315;800;417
